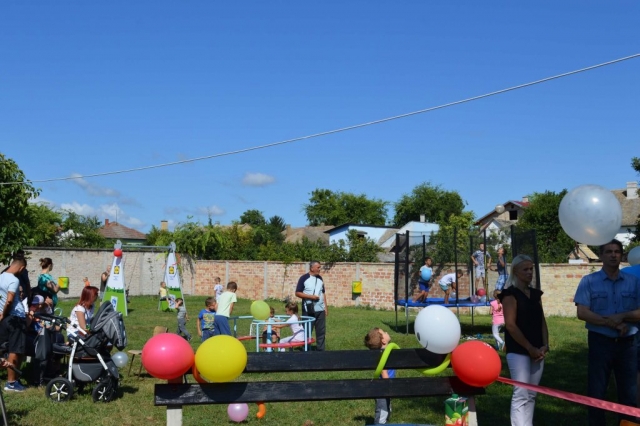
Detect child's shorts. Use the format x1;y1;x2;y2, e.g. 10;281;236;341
418;280;430;292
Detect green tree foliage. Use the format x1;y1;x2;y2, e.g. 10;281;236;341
58;211;108;248
517;190;575;263
392;182;465;227
144;219;382;263
429;212;477;264
239;209;266;226
303;189;388;226
0;154;41;260
24;203;62;247
341;230;383;262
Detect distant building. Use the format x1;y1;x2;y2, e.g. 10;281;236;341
325;223;399;248
613;181;640;245
281;225;332;244
99;219;147;245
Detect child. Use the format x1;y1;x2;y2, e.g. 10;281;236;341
159;281;168;301
261;306;280;346
364;328;395;424
490;290;505;351
175;298;191;341
197;297;217;342
438;269;464;304
213;282;237;336
213;277;224;301
413;257;433;303
273;302;304;351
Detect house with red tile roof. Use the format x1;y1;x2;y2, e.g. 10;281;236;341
99;219;147;245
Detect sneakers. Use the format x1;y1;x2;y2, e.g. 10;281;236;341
4;381;26;392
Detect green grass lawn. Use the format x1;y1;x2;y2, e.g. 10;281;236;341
0;296;624;426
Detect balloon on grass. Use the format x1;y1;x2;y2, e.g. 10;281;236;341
112;351;129;368
414;305;461;354
228;403;249;422
141;333;194;380
251;300;270;320
558;184;622;245
451;340;501;387
195;335;247;382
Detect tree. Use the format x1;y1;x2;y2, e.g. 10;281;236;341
0;154;40;260
58;211;108;248
239;209;266;227
392;182;465;227
303;189;388;226
24;203;62;247
517;190;575;263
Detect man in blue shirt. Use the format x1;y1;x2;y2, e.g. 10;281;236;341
574;239;640;426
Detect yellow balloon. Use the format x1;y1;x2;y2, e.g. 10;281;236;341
251;300;270;320
195;335;247;382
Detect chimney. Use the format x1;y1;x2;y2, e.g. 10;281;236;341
419;214;426;223
627;181;638;200
105;219;110;226
522;196;529;203
160;220;168;231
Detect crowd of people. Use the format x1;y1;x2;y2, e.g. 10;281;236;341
2;244;640;425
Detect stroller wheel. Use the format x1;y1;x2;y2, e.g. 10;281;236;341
45;378;74;402
92;380;115;403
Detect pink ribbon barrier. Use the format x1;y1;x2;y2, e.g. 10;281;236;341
497;376;640;417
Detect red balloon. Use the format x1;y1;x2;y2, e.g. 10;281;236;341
141;333;194;380
451;341;501;387
113;248;123;257
476;288;486;297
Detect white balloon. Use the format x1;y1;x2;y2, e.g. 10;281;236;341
495;205;505;214
112;351;129;368
414;305;461;354
558;184;622;246
629;246;640;266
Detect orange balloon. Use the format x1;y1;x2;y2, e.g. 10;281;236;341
256;402;266;419
451;341;501;387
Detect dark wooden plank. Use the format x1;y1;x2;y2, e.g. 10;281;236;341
155;377;483;406
243;349;447;373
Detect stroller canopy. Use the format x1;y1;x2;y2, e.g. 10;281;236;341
90;302;127;350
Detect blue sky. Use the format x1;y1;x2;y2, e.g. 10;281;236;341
1;2;638;232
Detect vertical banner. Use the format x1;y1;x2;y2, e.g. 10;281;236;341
103;241;128;316
164;243;184;310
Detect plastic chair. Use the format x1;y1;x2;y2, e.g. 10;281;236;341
128;326;168;377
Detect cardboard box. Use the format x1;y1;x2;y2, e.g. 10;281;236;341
444;394;469;426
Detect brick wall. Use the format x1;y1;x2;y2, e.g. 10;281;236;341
7;248;617;317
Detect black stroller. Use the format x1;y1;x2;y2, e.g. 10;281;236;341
36;301;127;402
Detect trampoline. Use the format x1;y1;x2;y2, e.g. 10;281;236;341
393;226;540;334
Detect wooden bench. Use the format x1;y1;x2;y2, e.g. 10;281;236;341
258;337;316;351
154;349;484;426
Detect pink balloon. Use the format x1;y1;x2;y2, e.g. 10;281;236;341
227;403;249;423
141;333;194;380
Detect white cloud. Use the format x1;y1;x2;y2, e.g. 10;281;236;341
242;172;276;187
69;173;120;197
195;205;225;216
59;201;146;230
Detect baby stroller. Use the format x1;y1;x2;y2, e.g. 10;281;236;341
37;301;127;403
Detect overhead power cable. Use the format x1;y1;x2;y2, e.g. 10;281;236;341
2;52;639;186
